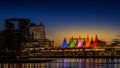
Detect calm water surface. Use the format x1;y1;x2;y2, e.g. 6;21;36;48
1;58;120;68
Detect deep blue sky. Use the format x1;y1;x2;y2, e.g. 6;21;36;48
0;0;120;45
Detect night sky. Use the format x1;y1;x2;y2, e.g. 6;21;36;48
0;0;120;46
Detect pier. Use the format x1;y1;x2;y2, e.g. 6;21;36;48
20;47;120;58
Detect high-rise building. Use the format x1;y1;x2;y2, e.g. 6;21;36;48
5;20;14;30
5;18;30;41
22;22;54;53
18;19;30;41
29;22;46;40
0;31;4;47
3;18;30;50
1;18;54;51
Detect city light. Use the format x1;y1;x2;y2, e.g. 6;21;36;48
60;35;100;48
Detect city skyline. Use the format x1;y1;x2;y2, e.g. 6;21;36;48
0;0;120;46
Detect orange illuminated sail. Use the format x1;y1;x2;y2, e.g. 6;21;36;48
85;35;91;47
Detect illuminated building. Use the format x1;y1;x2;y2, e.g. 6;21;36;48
2;18;30;51
22;22;54;52
0;31;4;47
22;39;53;51
5;18;30;41
22;39;54;53
2;29;22;50
29;22;54;48
97;40;106;47
38;39;54;49
29;22;46;40
13;30;22;50
5;20;14;30
22;41;40;52
61;38;68;48
85;35;91;47
111;39;120;46
3;18;54;51
18;18;30;41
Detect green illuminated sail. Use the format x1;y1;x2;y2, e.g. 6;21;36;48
69;37;75;48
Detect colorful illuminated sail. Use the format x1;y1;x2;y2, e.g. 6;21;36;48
77;39;83;47
69;37;75;48
92;35;98;47
61;38;68;48
85;35;91;47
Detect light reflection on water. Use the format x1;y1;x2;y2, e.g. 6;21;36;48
1;58;120;68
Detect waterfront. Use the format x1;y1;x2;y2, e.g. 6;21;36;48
1;58;120;68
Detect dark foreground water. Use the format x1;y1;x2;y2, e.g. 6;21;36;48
1;58;120;68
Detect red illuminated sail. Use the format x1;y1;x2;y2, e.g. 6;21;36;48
92;35;98;47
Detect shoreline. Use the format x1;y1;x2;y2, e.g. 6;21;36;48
0;56;120;63
0;59;54;63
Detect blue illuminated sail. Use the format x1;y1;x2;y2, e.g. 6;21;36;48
61;38;68;48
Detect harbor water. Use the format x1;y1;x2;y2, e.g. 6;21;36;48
0;58;120;68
